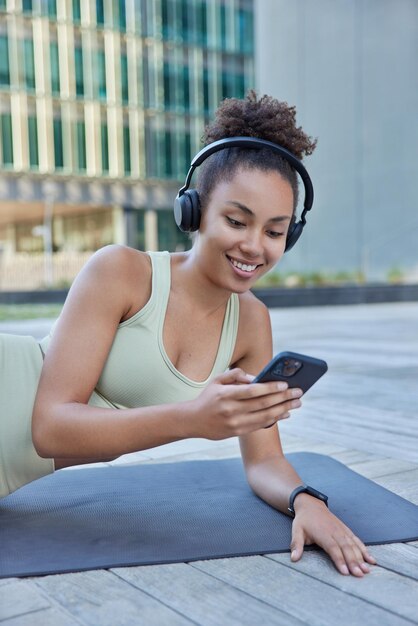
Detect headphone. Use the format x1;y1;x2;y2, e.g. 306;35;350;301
174;136;314;252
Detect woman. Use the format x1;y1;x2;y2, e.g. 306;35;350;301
0;91;375;576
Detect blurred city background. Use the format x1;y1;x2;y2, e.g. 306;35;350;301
0;0;416;292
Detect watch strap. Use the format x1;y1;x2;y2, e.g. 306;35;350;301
288;484;329;516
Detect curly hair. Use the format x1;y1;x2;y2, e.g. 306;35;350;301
196;90;317;212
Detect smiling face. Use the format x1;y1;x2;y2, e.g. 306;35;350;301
192;167;295;293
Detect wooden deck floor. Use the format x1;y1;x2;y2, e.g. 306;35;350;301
1;302;417;625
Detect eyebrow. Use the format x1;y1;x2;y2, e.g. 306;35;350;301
226;201;291;223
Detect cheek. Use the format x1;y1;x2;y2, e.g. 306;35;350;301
266;239;287;264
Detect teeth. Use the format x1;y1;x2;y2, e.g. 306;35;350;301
231;258;257;272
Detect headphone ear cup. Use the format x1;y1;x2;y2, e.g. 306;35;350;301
285;219;304;252
174;189;201;232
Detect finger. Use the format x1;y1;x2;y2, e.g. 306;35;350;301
352;535;377;565
247;392;302;420
330;534;369;577
216;368;253;385
290;524;305;562
236;384;303;408
264;411;290;429
236;380;291;399
323;540;351;576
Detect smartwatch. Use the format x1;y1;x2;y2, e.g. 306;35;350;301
288;484;329;517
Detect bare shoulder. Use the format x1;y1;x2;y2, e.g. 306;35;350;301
84;244;150;280
66;245;153;322
238;290;272;331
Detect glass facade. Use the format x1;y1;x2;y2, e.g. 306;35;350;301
0;0;254;262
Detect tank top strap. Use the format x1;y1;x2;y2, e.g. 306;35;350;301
147;250;171;326
212;292;240;373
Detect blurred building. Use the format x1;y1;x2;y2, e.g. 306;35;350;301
0;0;254;289
255;0;418;282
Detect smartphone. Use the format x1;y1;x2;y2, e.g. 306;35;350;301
252;351;328;394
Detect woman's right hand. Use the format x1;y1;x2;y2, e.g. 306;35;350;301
187;368;303;440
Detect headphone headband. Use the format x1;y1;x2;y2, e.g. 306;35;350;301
174;136;314;251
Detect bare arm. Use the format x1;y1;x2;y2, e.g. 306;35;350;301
234;295;376;576
32;246;300;459
32;246;191;458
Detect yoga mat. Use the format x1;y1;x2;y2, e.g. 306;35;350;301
1;452;417;579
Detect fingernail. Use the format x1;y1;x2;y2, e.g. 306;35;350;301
341;565;349;575
291;399;302;408
277;382;288;391
291;550;297;560
291;388;303;398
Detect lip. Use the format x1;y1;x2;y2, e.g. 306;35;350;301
226;255;263;279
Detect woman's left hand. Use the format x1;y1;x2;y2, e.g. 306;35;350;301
290;496;377;576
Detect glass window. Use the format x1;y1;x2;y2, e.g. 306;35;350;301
123;124;131;174
28;116;38;167
220;4;227;50
50;42;60;95
181;0;193;44
0;35;10;86
24;39;36;90
237;8;254;55
1;113;13;165
101;122;108;173
41;0;57;18
74;47;84;96
96;50;106;100
53;117;63;168
203;67;210;115
176;128;191;179
164;129;172;177
22;0;33;12
183;65;190;111
196;2;208;46
144;119;155;177
118;0;126;31
163;62;171;109
161;0;171;40
221;69;234;99
125;209;145;250
76;120;86;170
121;54;128;104
96;0;104;26
157;209;192;252
72;0;81;22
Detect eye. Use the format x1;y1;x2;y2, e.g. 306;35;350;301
266;229;285;238
226;216;245;228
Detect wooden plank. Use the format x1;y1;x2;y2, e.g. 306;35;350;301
266;551;418;623
34;569;193;626
279;410;418;464
346;458;418;480
0;579;50;621
369;544;418;579
370;469;418;505
0;607;85;626
112;562;305;626
191;555;412;626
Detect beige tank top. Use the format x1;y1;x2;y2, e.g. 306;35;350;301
41;250;240;410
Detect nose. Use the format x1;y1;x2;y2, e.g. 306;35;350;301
238;228;263;258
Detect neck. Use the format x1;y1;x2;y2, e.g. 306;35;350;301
171;249;233;313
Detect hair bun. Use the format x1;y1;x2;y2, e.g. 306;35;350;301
203;90;317;160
